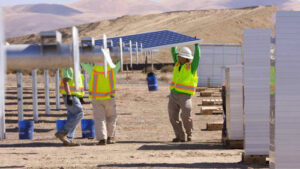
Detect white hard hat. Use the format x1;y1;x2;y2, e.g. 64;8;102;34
178;47;193;60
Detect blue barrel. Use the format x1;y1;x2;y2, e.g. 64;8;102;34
18;120;34;140
56;120;67;131
81;119;95;138
147;72;158;91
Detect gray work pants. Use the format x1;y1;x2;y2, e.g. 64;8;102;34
168;92;193;140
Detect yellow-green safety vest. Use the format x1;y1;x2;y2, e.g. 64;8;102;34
89;63;116;100
59;70;85;98
170;62;198;95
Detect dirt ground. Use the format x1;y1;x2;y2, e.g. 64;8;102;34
0;72;267;169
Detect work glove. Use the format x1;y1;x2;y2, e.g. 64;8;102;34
79;98;85;104
66;95;73;106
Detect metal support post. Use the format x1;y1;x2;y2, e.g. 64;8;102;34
17;71;23;121
119;38;123;72
129;40;133;69
32;69;39;122
55;69;60;110
44;69;50;115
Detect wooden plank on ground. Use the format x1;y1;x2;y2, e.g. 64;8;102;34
206;122;223;131
242;153;268;166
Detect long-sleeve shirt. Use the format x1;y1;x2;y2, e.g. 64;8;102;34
81;61;121;77
171;44;201;74
171;44;201;95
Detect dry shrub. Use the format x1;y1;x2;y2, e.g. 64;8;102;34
160;65;173;73
159;75;169;82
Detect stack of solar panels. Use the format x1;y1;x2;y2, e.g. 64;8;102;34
225;65;244;140
243;29;270;156
198;44;242;87
271;11;300;169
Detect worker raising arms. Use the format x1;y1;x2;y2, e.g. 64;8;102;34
168;44;201;142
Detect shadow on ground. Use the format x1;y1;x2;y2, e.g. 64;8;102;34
5;113;67;117
6;128;53;133
117;140;165;144
97;162;266;168
0;142;97;148
5;119;57;124
0;166;26;169
138;142;225;150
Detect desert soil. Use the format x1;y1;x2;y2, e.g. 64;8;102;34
0;72;267;169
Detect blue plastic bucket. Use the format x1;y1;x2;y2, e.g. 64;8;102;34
81;119;95;138
56;120;67;132
18;120;34;140
147;72;158;91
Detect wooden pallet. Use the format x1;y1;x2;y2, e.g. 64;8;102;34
224;139;244;149
200;92;213;97
212;93;222;97
202;98;222;106
242;153;268;165
200;106;223;115
206;122;223;131
196;87;207;92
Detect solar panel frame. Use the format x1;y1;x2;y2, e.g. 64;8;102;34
90;30;201;50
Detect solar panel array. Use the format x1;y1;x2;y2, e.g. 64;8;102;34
90;30;200;50
244;29;270;156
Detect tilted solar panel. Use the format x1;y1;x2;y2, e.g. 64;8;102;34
90;30;201;50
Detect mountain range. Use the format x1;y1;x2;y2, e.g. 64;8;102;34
2;0;297;38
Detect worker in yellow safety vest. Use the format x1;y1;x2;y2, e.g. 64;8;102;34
55;68;85;146
81;61;120;145
168;44;201;142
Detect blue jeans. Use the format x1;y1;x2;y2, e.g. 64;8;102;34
60;95;84;141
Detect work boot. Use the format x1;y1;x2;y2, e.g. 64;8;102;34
63;141;80;147
55;131;69;144
172;138;185;142
107;137;116;144
97;139;106;145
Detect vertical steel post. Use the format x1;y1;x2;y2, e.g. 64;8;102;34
32;69;38;122
17;71;24;121
129;40;133;69
151;50;154;71
136;42;139;65
119;38;123;72
140;43;143;64
83;71;89;91
0;9;6;139
55;69;60;110
44;69;50;115
72;27;80;90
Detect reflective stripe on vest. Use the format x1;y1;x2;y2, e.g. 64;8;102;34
170;82;196;92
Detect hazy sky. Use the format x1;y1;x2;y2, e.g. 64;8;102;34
0;0;78;6
1;0;300;8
